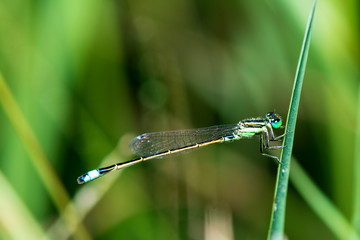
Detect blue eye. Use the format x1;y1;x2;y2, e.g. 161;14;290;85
272;119;282;129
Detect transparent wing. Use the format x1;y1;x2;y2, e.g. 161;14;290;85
129;124;240;156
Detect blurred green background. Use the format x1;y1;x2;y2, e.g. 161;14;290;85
0;0;358;239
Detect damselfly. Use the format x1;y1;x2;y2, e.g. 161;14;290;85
77;112;284;184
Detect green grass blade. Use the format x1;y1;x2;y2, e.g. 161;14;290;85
290;158;360;240
0;72;91;240
0;172;49;240
353;84;360;233
47;144;125;238
267;1;316;239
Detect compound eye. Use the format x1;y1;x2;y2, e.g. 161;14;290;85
271;118;282;129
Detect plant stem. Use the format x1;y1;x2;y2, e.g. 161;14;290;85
267;1;316;239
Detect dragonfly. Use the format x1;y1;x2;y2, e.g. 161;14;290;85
77;112;285;184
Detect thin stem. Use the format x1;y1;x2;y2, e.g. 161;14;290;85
267;1;316;239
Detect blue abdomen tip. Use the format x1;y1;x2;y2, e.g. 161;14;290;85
77;169;100;184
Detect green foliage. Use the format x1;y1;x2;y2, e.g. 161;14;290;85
268;1;316;239
0;0;358;239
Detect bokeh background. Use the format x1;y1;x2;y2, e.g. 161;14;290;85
0;0;358;239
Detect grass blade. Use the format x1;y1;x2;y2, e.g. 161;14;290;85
290;158;360;240
353;84;360;233
267;1;316;239
0;72;90;240
0;172;48;240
